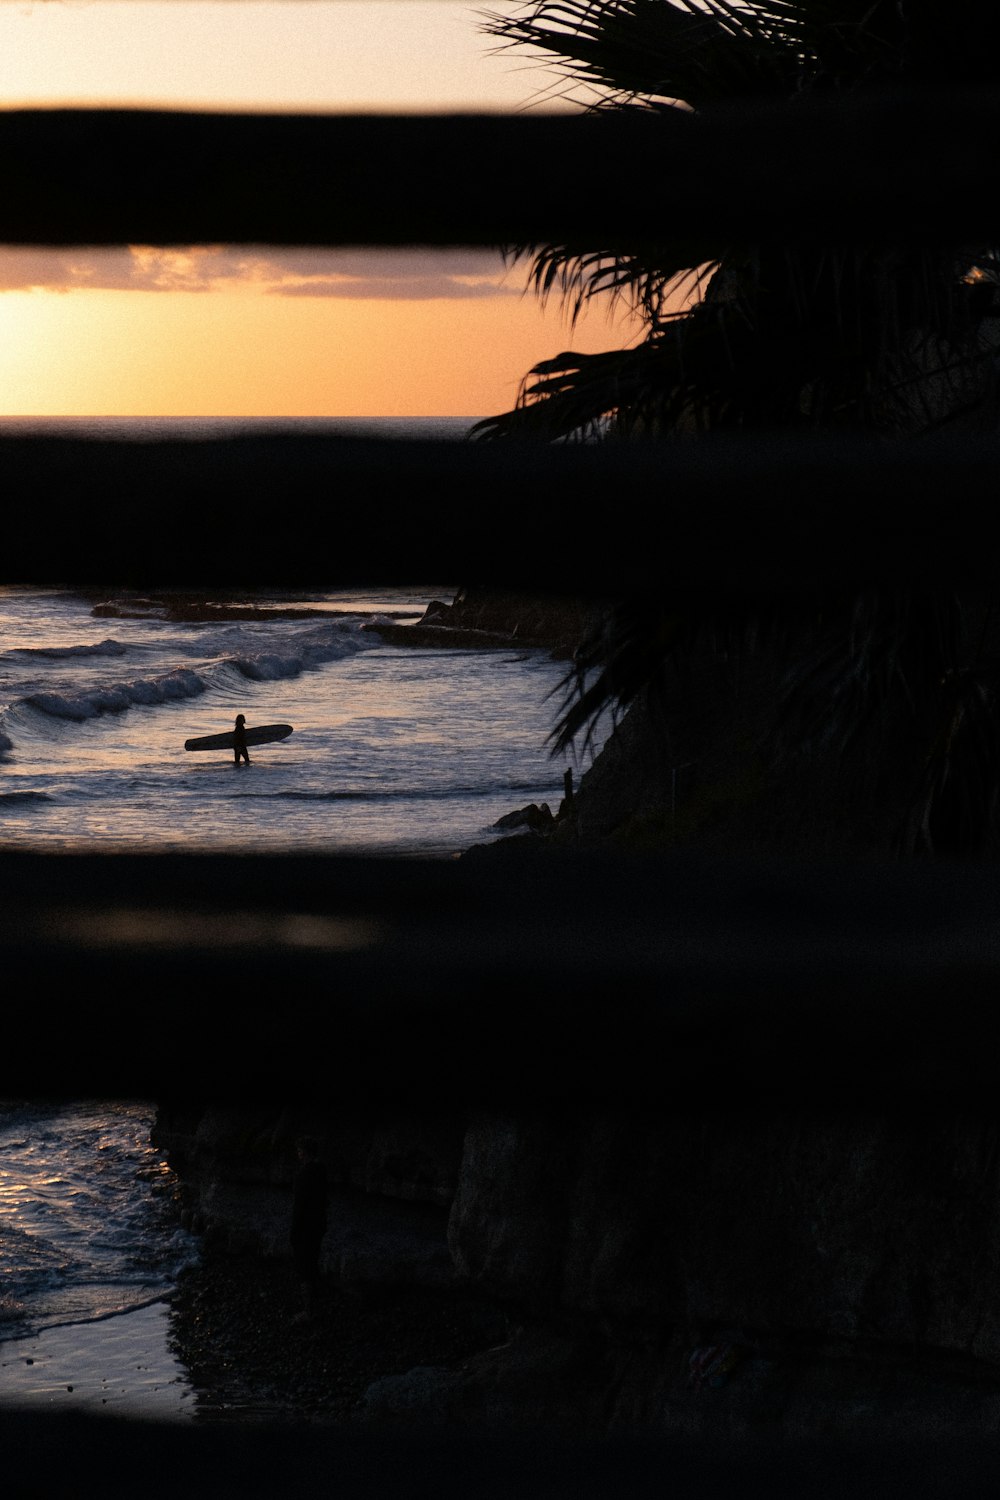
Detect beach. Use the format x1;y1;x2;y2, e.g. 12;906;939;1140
0;1301;193;1421
1;1247;505;1427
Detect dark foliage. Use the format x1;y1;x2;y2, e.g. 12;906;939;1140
473;0;1000;854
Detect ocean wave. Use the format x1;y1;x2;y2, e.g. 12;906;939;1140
254;782;558;803
1;1289;176;1345
25;667;206;722
232;651;308;682
218;788;421;805
258;789;392;801
14;638;127;660
12;625;369;728
92;599;396;624
227;621;377;683
0;791;53;804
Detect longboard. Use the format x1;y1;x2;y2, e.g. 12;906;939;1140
184;723;294;751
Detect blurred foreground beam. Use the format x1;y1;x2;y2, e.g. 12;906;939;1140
4;847;1000;1107
3;428;1000;589
3;90;1000;248
5;1408;998;1500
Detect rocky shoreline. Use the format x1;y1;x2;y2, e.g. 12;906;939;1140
165;1237;1000;1439
141;584;1000;1445
152;1095;1000;1443
361;586;598;660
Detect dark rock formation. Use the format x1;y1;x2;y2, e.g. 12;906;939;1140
154;1105;464;1288
493;802;555;832
362;586;598;660
147;601;1000;1440
153;1101;1000;1438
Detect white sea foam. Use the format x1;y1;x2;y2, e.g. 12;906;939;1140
0;1101;200;1346
233;651;309;681
26;667;206;721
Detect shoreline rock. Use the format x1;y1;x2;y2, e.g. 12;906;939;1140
166;1249;508;1426
155;1103;1000;1440
362;587;598;660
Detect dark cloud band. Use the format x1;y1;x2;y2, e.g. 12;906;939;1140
0;245;520;298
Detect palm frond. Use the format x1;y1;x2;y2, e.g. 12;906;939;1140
546;598;687;756
898;660;1000;856
474;0;1000;852
481;0;822;108
470;302;760;441
772;591;963;761
480;0;926;111
502;244;714;327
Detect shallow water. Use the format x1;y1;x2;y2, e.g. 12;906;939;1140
0;1301;193;1421
0;582;586;856
0;1100;199;1346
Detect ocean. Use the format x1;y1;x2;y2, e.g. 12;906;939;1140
0;414;600;1415
0;415;587;857
0;1100;198;1339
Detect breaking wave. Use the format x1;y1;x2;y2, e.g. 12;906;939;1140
26;668;206;722
14;639;128;660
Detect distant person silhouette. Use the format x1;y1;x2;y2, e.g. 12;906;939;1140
233;713;251;767
290;1135;328;1324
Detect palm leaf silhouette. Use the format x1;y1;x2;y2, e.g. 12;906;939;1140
475;0;1000;853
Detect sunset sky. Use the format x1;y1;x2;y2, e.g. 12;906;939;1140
0;1;641;417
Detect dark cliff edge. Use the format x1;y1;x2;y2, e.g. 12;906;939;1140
143;572;1000;1448
151;1095;1000;1443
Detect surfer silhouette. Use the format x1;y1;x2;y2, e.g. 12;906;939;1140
233;713;251;766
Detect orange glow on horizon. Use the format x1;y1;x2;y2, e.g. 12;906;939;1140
0;282;641;418
0;2;635;418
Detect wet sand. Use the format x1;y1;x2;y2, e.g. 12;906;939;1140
0;1302;193;1421
0;1250;505;1431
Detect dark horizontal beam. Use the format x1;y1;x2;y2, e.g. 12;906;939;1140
3;428;1000;590
4;847;1000;1106
3;90;1000;247
8;1410;992;1500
